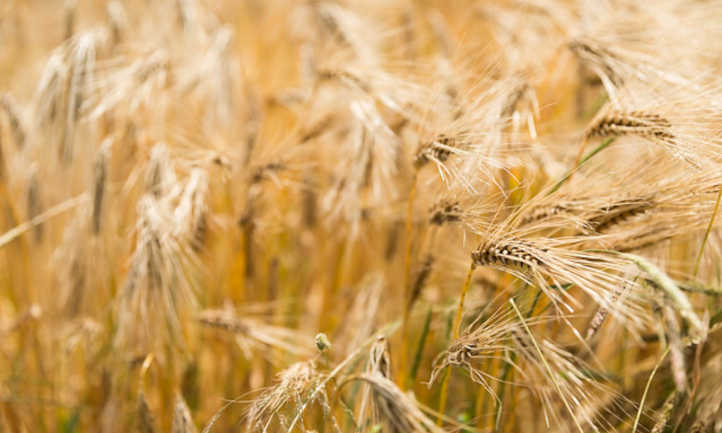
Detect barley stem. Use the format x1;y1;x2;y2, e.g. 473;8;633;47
548;137;616;195
436;367;452;427
566;137;588;185
453;264;476;340
436;262;475;425
693;186;722;278
0;193;88;249
409;307;432;383
399;172;419;388
633;348;670;433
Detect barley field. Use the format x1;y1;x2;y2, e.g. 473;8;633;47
1;1;722;432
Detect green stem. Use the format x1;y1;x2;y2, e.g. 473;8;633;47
633;348;670;433
436;263;475;425
693;186;722;277
548;137;616;196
